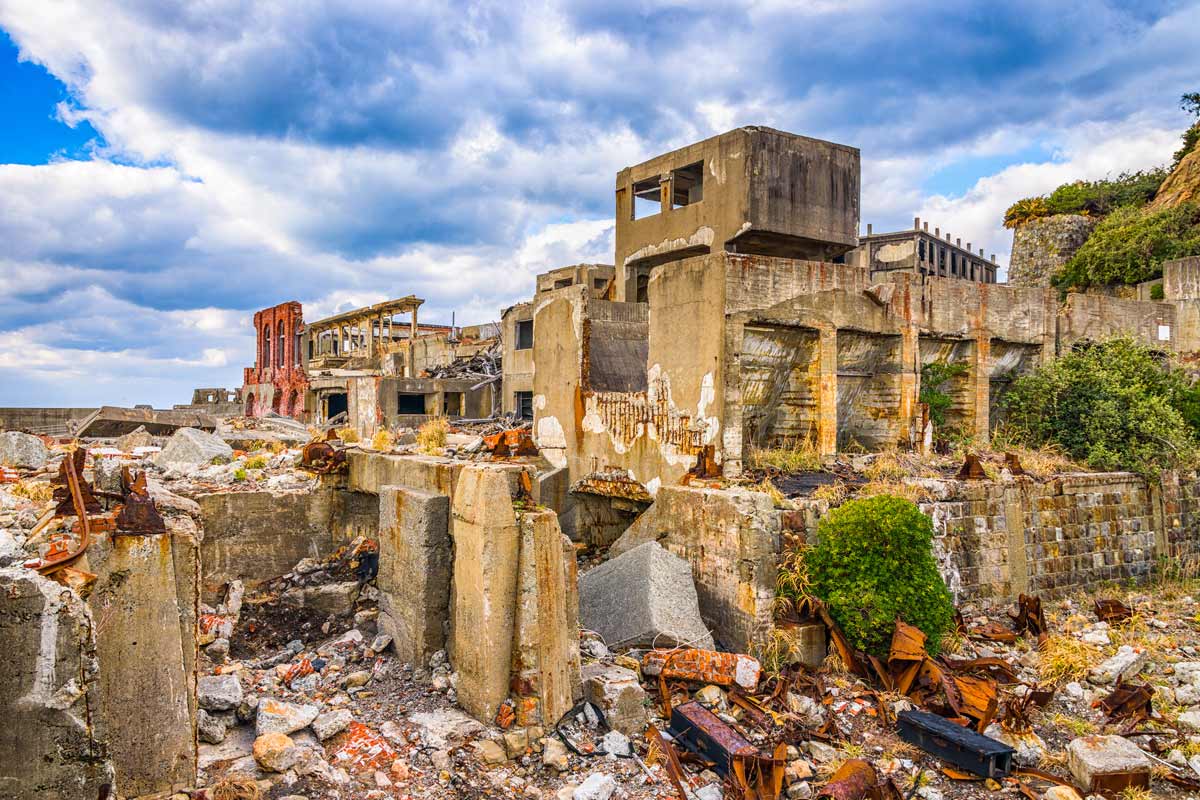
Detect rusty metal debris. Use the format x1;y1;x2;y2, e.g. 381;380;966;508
897;710;1015;779
1094;598;1133;624
482;428;539;457
642;649;762;691
300;435;348;474
1009;594;1048;639
114;468;166;535
28;449;95;578
955;453;987;480
645;724;691;800
1094;680;1156;729
1003;452;1025;475
815;758;889;800
668;702;785;800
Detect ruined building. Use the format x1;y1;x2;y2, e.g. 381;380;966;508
845;218;999;283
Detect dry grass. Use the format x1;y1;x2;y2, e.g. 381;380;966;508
1039;635;1104;683
371;429;396;451
746;437;823;473
209;774;262;800
244;455;268;470
1118;787;1152;800
856;477;938;504
335;426;360;443
1048;712;1097;737
9;480;53;502
417;417;450;454
755;478;792;509
754;627;801;677
811;481;848;504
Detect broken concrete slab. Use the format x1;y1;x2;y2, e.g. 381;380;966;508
76;405;216;438
1089;645;1147;685
579;540;714;651
377;484;452;666
116;424;156;452
1067;735;1151;795
0;430;49;469
408;708;485;749
256;698;320;736
153;426;233;471
198;673;244;711
0;566;115;799
581;663;647;737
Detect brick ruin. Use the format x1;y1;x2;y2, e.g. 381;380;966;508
6;124;1200;798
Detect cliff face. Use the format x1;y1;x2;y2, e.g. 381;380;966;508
1149;147;1200;211
1007;214;1097;287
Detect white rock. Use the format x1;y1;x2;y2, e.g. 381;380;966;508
0;431;49;469
312;708;353;741
198;674;243;711
1089;646;1146;685
256;698;320;736
153;427;233;471
543;737;570;771
573;773;617;800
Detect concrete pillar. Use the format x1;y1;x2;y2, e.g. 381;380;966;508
659;173;671;215
1002;486;1030;596
409;310;418;378
973;334;991;443
817;328;838;456
449;465;523;720
377;486;452;666
87;523;199;796
0;567;115;799
511;509;581;727
899;323;920;448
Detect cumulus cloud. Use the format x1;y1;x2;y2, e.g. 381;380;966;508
0;0;1198;404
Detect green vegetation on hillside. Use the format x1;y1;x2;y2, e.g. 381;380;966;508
1054;202;1200;288
1002;337;1200;476
1002;169;1167;228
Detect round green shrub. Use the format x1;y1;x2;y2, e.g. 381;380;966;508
806;495;954;658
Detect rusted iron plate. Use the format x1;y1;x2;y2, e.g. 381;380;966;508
1094;680;1155;727
1009;594;1048;638
115;468;166;535
956;453;987;480
642;649;761;690
816;758;881;800
570;469;653;503
1003;452;1025;475
1094;598;1133;624
483;428;539;457
300;440;347;474
645;725;691;800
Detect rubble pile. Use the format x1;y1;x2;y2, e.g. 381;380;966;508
421;339;501;382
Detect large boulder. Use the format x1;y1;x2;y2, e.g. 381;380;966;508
0;431;49;469
153;427;233;472
579;541;714;650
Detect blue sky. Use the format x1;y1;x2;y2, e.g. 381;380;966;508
0;0;1198;407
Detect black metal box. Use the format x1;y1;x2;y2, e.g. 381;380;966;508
897;710;1015;778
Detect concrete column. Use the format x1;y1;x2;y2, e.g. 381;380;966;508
817;327;838;456
409;309;418;378
899;323;919;446
973;334;991;443
378;486;452;666
659;173;671;214
1002;486;1030;596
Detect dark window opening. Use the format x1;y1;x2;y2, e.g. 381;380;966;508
636;273;650;303
671;162;703;208
443;392;464;417
515;319;534;350
919;240;925;261
277;322;285;367
632;177;661;219
326;392;348;420
515;391;534;420
397;393;426;414
554;278;573;289
593;278;607;289
938;248;946;272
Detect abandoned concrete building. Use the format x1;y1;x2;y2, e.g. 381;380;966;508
9;124;1200;800
845;218;1000;283
241;296;500;427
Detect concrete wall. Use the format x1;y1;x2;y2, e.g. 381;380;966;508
0;407;96;433
196;488;345;601
501;301;535;416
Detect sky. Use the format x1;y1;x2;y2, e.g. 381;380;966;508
0;1;1198;408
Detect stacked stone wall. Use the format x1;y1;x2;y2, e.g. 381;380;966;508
1007;214;1097;287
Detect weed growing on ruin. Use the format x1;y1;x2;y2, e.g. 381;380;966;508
1038;636;1103;683
244;455;268;470
756;478;792;509
371;429;395;451
1055;202;1200;288
805;495;954;658
919;360;969;431
1004;337;1199;476
775;544;817;622
417;417;449;454
10;480;53;502
754;627;801;677
233;468;247;482
208;774;262;800
747;437;823;473
336;426;359;443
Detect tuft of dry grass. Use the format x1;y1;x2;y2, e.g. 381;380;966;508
335;426;360;443
244;455;268;470
417;417;450;454
209;774;262;800
10;480;53;502
1039;636;1103;683
811;481;848;504
754;627;801;678
371;429;395;451
756;478;792;509
1048;712;1096;737
747;437;823;473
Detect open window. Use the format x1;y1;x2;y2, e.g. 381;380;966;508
632;177;662;219
397;393;426;414
515;319;533;350
443;392;464;416
671;162;703;208
515;391;534;420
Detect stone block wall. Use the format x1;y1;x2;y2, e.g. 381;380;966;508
1007;214;1097;287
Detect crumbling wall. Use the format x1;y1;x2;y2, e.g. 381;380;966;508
610;485;780;653
1007;214;1096;288
0;567;114;800
196;488;343;601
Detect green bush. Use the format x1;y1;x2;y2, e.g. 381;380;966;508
806;495;955;658
1003;337;1198;476
1004;169;1168;228
920;360;970;429
1150;282;1165;300
1054;203;1200;288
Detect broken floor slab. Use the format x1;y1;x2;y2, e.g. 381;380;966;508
0;566;114;800
579;540;714;651
75;405;217;437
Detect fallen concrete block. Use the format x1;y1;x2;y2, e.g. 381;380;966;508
377;485;451;666
313;709;354;741
0;430;48;469
76;405;216;437
116;425;156;452
303;581;360;618
257;698;320;735
581;663;647;737
0;567;115;799
198;673;243;711
1089;645;1146;685
153;426;233;471
574;772;617;800
579;541;714;650
1067;735;1150;796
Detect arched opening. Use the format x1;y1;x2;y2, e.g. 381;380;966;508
288;390;301;418
272;390;283;413
245;393;255;416
262;327;271;369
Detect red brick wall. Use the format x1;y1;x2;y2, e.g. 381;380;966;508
241;301;309;419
